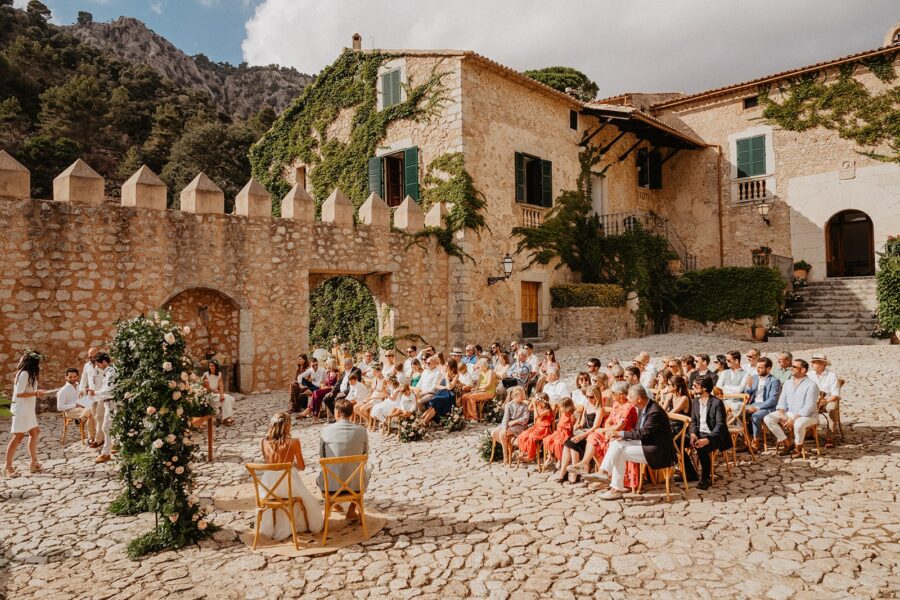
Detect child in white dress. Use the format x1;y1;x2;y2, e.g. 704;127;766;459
5;351;46;478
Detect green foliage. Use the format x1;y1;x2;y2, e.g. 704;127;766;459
309;277;378;355
15;134;81;197
875;236;900;332
758;55;900;162
674;266;786;323
398;414;425;443
109;312;216;558
481;393;505;425
522;66;598;102
550;283;625;308
249;49;448;214
793;259;812;272
479;431;499;462
440;406;466;433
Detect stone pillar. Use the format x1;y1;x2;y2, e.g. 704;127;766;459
425;201;449;228
0;150;30;199
321;188;354;226
53;159;104;204
234;178;271;217
180;172;224;214
239;308;254;393
121;165;167;210
392;196;424;232
358;192;390;228
281;184;314;222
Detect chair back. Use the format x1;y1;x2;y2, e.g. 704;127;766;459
320;454;368;502
246;462;295;507
667;412;691;454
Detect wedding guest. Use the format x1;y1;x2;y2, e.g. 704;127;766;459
586;358;602;384
94;353;117;464
317;400;372;521
489;341;506;369
358;350;375;378
744;357;782;451
371;376;399;424
258;412;324;538
568;381;639;482
493;353;511;392
289;354;311;414
570;372;592;420
534;349;560;393
381;351;398;379
57;367;93;425
5;351;47;477
461;345;478;367
502;350;530;390
402;345;418;379
414;355;442;412
354;363;385;429
557;382;619;483
409;360;423;388
345;373;369;410
541;368;569;406
742;348;761;373
543;397;575;467
625;365;653;400
716;351;747;394
387;380;417;421
490;387;529;465
808;353;841;448
420;359;459;427
635;351;657;389
517;394;553;462
321;358;361;419
78;346;104;447
687;375;732;489
694;354;716;383
457;362;476;394
309;359;340;422
763;359;819;457
461;358;497;421
771;352;793;384
203;360;235;426
681;355;698;388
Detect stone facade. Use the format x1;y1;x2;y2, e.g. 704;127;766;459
669;315;765;340
547;307;635;346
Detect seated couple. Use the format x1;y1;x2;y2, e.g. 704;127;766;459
257;400;371;540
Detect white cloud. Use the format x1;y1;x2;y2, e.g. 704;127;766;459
242;0;897;97
151;2;164;15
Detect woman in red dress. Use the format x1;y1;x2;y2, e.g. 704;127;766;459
517;394;553;461
543;397;575;464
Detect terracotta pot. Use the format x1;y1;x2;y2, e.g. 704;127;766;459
793;269;808;280
750;325;767;342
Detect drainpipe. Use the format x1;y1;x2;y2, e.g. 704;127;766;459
715;145;724;267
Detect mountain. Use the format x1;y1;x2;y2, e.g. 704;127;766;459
66;15;313;119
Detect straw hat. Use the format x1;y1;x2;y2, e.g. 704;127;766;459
450;347;464;356
810;353;831;366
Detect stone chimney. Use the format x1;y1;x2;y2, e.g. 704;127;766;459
352;33;362;51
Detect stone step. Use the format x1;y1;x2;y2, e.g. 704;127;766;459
773;335;890;346
780;327;873;337
787;311;875;319
782;317;876;325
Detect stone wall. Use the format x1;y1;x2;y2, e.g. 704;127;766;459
669;315;766;340
547;306;636;346
165;288;240;366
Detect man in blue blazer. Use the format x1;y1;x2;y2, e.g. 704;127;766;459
744;356;782;452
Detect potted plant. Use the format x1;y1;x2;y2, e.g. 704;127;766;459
752;245;772;266
793;259;812;281
750;319;768;341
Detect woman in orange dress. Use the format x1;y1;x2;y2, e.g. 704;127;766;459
517;394;553;461
543;397;575;464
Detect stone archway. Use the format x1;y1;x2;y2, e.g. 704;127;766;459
308;274;387;355
825;209;875;277
162;287;241;391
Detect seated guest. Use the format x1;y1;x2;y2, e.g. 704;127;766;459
358;350;375;378
771;351;793;384
202;360;236;425
585;358;602;384
652;369;673;404
289;354;311;413
493;353;511;392
595;385;675;501
449;347;463;365
317;400;371;522
625;365;653;400
295;356;326;419
681;355;698;388
570;372;592;419
541;367;569;406
461;345;478;367
664;357;683;378
716;350;747;394
309;359;340;422
808;353;841;448
636;351;657;389
517;393;553;462
688;376;732;489
57;367;93;424
414;355;442;412
744;356;782;452
667;375;691;418
557;382;614;483
458;361;476;394
461;358;497;421
742;348;761;373
420;359;459;427
523;343;540;375
543;398;576;467
580;379;609;428
344;372;369;422
321;358;362;420
402;345;418;379
502;350;530;391
408;359;423;388
370;376;398;424
568;382;639;482
381;351;398;379
489;341;506;370
259;412;324;538
711;354;727;380
490;387;529;465
694;354;715;384
534;349;560;393
764;358;819;457
354;364;385;429
610;364;625;383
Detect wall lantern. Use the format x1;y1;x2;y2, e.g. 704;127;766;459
487;253;514;285
757;199;771;226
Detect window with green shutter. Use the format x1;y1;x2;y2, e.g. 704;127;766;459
381;69;402;109
736;135;766;178
515;151;552;207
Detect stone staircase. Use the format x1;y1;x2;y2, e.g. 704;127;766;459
779;277;889;345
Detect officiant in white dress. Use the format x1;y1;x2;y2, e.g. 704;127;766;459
202;360;235;425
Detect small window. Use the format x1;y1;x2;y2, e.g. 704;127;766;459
381;69;402;109
636;148;663;190
569;110;578;130
515;152;552;207
736;135;766;178
368;146;419;207
742;96;759;109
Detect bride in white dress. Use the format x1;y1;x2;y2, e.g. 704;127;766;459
202;360;235;425
258;413;324;539
5;351;46;478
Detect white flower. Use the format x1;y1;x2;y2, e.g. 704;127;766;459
168;381;177;389
163;361;173;371
166;434;176;443
164;332;176;345
180;371;189;382
161;320;169;326
146;406;157;415
152;439;163;449
183;326;191;335
169;514;179;523
172;391;182;401
197;519;208;530
134;481;143;489
159;407;169;415
176;407;184;417
172;456;179;462
189;373;198;382
175;466;184;475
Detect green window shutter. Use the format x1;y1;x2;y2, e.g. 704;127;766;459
382;69;401;108
403;146;419;201
514;152;525;202
541;159;553;207
381;72;392;107
737;135;766;178
368;156;383;197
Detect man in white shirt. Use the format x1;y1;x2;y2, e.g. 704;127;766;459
717;350;749;419
415;355;442;412
634;352;657;390
94;353;117;464
402;345;417;379
541;368;569;405
357;350;375;378
763;358;819;457
79;347;107;448
628;361;654;400
57;367;93;422
524;343;540;375
741;348;761;373
299;357;327;391
808;353;841;447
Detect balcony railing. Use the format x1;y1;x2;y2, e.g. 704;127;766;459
520;204;548;228
733;174;775;203
598;210;699;272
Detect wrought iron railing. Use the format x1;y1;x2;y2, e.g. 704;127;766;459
598;210;698;272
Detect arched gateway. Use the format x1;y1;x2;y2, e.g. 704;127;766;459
825;210;875;277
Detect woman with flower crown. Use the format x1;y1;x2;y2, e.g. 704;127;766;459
5;350;47;477
258;412;324;538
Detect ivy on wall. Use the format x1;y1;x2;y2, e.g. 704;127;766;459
308;276;378;355
758;51;900;162
674;266;785;323
875;235;900;333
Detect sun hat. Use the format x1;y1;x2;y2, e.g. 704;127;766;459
810;353;831;366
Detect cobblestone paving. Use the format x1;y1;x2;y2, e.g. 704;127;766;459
1;334;898;599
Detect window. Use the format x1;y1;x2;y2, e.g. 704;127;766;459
515;152;552;207
742;96;759;109
368;146;419;207
569;110;578;130
736;135;766;178
381;69;402;109
636;148;662;189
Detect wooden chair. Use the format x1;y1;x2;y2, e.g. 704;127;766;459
637;412;690;501
819;378;845;442
246;463;310;550
719;392;755;461
320;455;369;546
797;420;822;459
60;411;91;445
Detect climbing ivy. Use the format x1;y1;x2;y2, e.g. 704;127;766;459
758;52;900;162
248;50;448;214
308;277;378;355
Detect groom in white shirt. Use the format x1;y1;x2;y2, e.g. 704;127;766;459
57;368;93;423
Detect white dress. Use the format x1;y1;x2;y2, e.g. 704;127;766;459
258;467;325;539
204;372;235;420
10;371;38;433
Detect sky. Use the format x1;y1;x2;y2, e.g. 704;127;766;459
22;1;900;97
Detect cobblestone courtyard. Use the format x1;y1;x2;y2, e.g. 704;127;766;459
1;334;898;599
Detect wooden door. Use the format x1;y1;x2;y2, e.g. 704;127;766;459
521;282;539;338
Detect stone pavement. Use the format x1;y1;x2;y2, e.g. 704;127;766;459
1;334;898;599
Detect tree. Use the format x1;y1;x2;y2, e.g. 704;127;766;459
26;0;51;25
39;72;109;146
16;135;81;198
248;105;276;138
76;11;92;26
0;97;30;152
523;66;599;102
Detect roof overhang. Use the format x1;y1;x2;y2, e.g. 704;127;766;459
581;104;706;149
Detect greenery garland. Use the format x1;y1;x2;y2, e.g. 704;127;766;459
109;312;217;559
758;52;899;162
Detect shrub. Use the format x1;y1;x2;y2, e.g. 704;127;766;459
876;254;900;332
550;283;626;308
793;259;812;272
479;432;500;463
674;266;785;323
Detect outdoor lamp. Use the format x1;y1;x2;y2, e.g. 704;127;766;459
488;253;514;285
757;200;771;226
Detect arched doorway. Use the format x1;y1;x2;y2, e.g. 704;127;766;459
826;210;875;277
308;276;379;355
